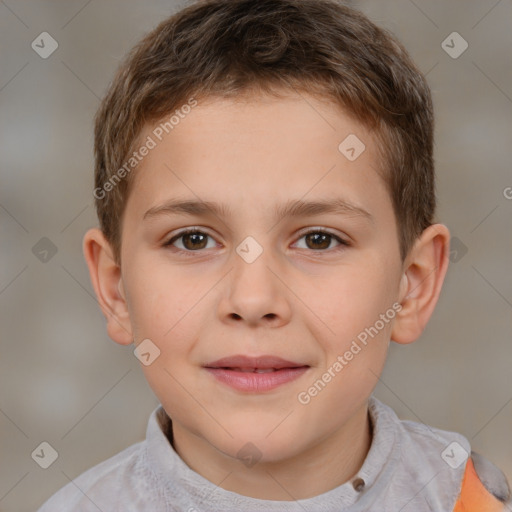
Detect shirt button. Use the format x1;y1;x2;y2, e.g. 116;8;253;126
352;477;365;492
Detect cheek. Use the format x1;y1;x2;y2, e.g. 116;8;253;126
125;265;210;391
302;267;399;386
314;262;397;340
125;260;194;339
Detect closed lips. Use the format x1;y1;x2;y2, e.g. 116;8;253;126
204;356;310;392
204;355;309;370
214;367;303;373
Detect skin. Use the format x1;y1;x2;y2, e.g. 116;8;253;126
83;90;450;500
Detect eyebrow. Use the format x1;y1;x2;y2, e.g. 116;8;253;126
143;197;374;224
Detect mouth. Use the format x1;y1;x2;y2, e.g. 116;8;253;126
220;367;287;373
204;355;310;392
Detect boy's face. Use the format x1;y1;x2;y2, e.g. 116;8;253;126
115;91;406;464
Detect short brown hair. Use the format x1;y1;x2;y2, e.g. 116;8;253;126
93;0;436;265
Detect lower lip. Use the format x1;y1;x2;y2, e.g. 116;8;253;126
205;367;309;392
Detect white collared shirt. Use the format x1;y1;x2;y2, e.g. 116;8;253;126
36;395;486;511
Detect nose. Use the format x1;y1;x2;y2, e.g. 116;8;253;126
218;241;292;328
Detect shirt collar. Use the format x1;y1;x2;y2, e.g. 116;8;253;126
144;394;400;512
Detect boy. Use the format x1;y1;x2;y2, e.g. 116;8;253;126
38;0;511;510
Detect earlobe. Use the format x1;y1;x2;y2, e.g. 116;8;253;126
82;228;133;345
391;224;450;345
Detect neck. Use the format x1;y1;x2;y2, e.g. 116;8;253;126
170;402;373;500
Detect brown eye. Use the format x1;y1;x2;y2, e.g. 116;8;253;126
295;229;349;252
165;230;215;251
181;232;208;250
304;232;331;250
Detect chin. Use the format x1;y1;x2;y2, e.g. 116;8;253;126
211;422;308;465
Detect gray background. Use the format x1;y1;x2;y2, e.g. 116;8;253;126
1;0;511;510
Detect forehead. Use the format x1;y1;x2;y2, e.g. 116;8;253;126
125;91;391;226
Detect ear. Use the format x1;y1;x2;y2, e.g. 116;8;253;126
391;223;450;345
82;227;133;345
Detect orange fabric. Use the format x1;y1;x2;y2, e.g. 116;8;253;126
453;457;506;512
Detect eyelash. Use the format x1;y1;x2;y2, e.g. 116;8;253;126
163;227;350;256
